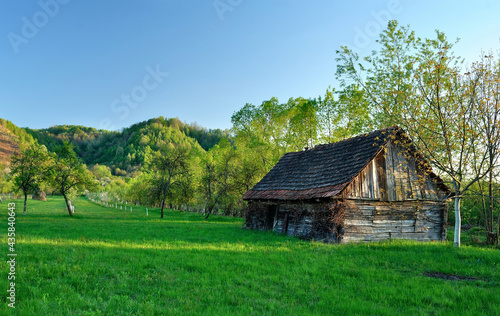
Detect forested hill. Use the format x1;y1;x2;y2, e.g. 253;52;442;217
24;117;231;175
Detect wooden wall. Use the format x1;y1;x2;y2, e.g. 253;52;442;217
245;198;446;243
273;204;312;237
342;200;446;242
246;202;335;241
347;140;446;202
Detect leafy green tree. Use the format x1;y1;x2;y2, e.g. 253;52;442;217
91;164;113;187
288;97;318;150
0;163;15;194
317;87;372;143
468;53;500;244
231;99;292;172
10;144;50;215
48;141;96;216
201;139;240;219
233;145;261;194
336;21;419;128
149;143;192;218
231;97;321;175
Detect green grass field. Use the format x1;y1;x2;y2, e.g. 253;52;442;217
1;196;499;315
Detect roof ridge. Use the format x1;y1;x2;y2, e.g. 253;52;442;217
309;125;400;151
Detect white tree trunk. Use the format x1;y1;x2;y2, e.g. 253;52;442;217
453;196;461;247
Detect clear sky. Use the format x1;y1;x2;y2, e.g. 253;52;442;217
1;0;499;131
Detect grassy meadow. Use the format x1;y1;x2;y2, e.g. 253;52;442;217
0;196;499;315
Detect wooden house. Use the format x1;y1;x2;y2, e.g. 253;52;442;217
242;126;450;243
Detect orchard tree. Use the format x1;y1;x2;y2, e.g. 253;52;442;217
201;139;239;219
149;143;192;218
10;144;50;215
469;53;500;244
49;141;96;217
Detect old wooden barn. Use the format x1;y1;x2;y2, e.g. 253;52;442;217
243;126;450;243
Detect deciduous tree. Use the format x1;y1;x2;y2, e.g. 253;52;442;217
201;139;239;219
149;143;192;218
10;144;50;215
49;141;96;216
469;53;500;244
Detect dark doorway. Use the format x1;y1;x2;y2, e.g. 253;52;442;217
266;205;277;230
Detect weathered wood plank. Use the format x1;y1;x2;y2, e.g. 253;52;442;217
376;153;388;201
344;219;374;226
385;142;397;201
366;160;374;199
372;219;415;226
372;160;379;199
347;226;416;234
342;233;391;242
344;215;374;222
406;156;423;200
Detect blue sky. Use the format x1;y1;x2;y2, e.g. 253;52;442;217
1;0;499;131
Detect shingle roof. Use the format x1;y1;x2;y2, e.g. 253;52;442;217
242;126;410;201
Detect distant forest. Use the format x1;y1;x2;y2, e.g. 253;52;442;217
24;117;231;176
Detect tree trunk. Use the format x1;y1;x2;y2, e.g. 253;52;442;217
453;196;461;247
160;178;171;219
62;193;73;217
160;193;167;219
202;198;210;215
204;200;217;220
205;196;220;220
498;210;500;246
23;193;27;216
486;170;498;245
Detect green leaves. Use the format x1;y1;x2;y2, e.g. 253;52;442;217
10;144;51;214
49;141;96;216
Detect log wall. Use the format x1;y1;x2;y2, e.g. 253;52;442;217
245;198;447;243
342;199;446;242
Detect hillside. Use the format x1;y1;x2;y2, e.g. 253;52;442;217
0;118;38;167
0;124;18;167
24;117;231;175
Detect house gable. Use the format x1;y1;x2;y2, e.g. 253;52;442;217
344;139;448;202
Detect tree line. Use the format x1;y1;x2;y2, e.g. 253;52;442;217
24;117;231;176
